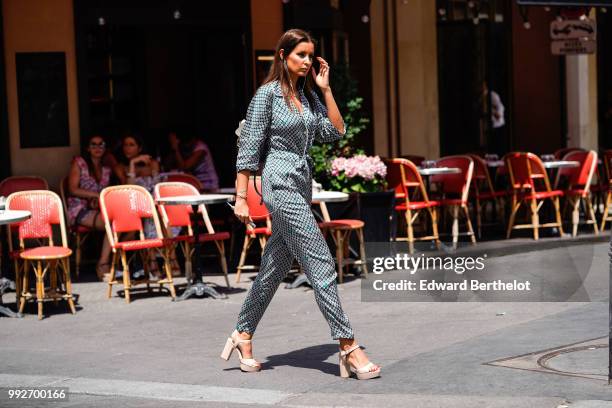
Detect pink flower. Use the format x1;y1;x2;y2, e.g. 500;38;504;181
331;155;386;180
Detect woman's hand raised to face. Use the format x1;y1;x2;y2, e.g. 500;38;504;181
313;57;330;91
131;154;152;166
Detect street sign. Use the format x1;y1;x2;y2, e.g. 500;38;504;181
551;38;596;55
550;19;596;40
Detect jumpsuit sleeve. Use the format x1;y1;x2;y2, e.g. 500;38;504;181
310;91;346;143
236;85;272;173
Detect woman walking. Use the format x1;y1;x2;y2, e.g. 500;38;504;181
221;29;380;380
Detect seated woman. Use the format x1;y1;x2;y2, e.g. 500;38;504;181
114;132;161;189
114;133;177;277
67;135;112;281
167;128;219;191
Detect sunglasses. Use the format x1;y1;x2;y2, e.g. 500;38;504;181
89;142;106;148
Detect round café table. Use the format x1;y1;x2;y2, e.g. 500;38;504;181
0;210;31;318
155;194;233;300
486;160;505;168
286;191;350;289
418;167;461;176
418;166;461;192
542;160;580;169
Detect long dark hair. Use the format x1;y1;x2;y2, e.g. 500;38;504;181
82;134;105;182
263;29;317;108
118;132;145;166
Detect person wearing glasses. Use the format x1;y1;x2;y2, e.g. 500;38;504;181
67;135;112;281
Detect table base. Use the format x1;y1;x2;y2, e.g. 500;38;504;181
0;278;22;318
175;281;227;301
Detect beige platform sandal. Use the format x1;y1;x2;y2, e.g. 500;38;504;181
220;330;261;372
339;344;381;380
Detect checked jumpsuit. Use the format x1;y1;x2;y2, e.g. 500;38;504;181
234;80;354;340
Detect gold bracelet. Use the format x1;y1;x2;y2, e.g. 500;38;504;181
236;193;247;200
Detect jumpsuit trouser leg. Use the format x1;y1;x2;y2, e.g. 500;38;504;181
236;190;354;340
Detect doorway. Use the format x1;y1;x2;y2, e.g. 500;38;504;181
74;0;252;187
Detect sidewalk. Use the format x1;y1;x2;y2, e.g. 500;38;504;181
0;236;609;407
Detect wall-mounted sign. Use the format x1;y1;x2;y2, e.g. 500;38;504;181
551;38;596;55
550;19;596;40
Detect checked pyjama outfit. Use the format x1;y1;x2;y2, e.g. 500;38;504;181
234;80;354;340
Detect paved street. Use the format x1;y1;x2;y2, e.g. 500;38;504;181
0;235;610;407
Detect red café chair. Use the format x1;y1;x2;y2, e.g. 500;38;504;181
166;173;203;192
505;152;564;240
99;185;176;303
235;176;272;283
430;156;476;248
0;176;48;197
399;155;426;167
165;173;227;229
316;201;368;284
385;158;439;253
154;181;231;287
554;147;585;160
6;190;75;320
2;176;49;298
467;154;507;238
555;150;598;236
589;152;608;220
600;150;612;231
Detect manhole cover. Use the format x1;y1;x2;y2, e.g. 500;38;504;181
484;337;608;381
539;344;607;377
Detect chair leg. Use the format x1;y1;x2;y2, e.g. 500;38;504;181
463;205;476;244
120;251;131;304
585;196;599;234
475;198;482;239
35;261;44;320
141;250;152;292
451;205;459;249
215;241;230;288
335;229;344;284
107;251;117;299
530;199;539;240
162;248;176;300
63;258;76;314
50;260;59;306
600;191;611;231
506;195;519;239
19;261;29;314
405;210;414;254
235;235;252;283
552;196;563;236
356;228;368;276
431;208;440;248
